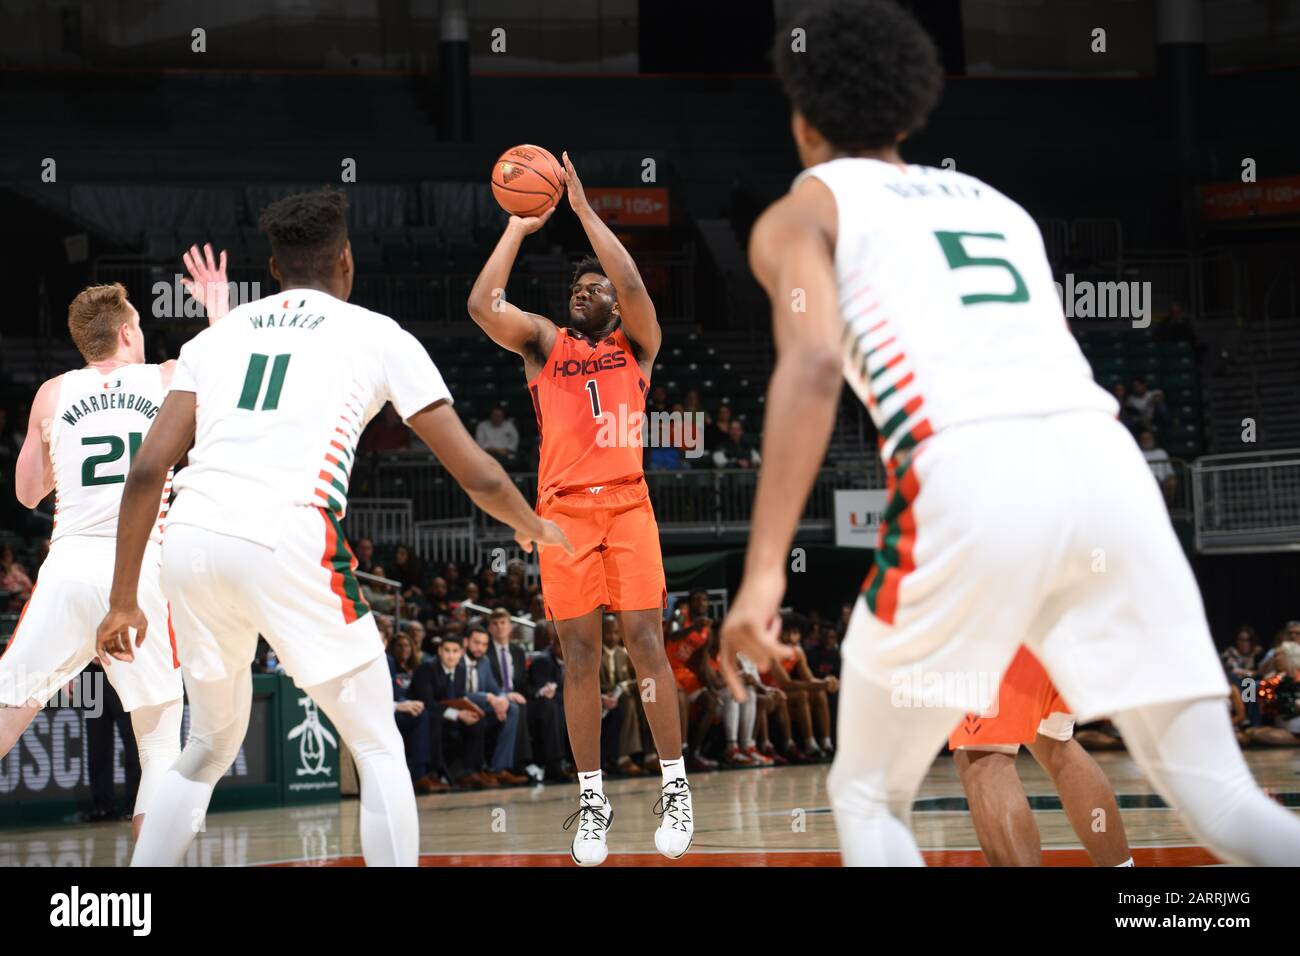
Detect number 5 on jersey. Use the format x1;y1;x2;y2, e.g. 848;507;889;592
238;353;292;411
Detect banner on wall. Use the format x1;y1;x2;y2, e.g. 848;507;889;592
834;489;889;549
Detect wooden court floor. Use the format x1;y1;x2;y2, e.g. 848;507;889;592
1;750;1296;867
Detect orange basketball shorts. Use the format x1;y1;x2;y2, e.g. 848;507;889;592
537;477;666;621
948;645;1074;754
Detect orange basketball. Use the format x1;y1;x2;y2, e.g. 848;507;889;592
491;144;565;217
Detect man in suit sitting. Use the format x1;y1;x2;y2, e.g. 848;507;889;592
409;635;494;790
528;621;575;782
487;606;573;783
464;623;528;785
389;651;450;793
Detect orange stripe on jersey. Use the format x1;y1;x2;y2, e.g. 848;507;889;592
319;509;361;624
529;326;647;500
165;603;180;668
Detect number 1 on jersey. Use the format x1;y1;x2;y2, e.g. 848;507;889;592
585;379;601;418
238;353;292;410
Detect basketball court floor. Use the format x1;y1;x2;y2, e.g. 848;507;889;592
2;750;1296;867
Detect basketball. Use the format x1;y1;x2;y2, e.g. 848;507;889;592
491;144;565;217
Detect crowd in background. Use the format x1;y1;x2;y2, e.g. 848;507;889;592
294;534;848;792
357;387;763;474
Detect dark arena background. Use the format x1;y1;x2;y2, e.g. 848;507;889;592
0;0;1298;931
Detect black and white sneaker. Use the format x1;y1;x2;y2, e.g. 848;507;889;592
563;789;613;866
653;777;693;860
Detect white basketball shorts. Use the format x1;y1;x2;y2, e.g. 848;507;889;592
0;536;182;712
162;504;381;689
846;409;1230;723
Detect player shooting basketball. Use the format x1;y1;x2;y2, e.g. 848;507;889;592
467;152;691;866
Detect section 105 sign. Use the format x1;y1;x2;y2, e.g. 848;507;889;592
586;188;669;226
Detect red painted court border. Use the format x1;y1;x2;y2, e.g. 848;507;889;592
269;845;1221;867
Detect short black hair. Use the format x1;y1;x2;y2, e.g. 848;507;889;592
257;188;349;284
773;0;943;152
571;255;607;288
439;633;464;647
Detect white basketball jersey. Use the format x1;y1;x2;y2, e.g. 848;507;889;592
166;287;452;548
48;363;170;545
795;158;1117;463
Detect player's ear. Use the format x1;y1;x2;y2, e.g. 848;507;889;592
269;256;282;283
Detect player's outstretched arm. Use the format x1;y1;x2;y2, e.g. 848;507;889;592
14;375;61;509
182;243;230;325
720;181;843;698
561;151;661;362
406;400;572;556
467;214;557;359
97;391;197;664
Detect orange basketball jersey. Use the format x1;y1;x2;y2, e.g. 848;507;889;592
529;326;648;501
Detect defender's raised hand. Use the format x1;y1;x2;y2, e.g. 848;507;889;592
182;242;230;323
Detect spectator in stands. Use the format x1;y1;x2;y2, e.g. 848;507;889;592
1109;382;1139;433
1138;429;1178;504
712;419;761;469
680;392;708;460
682;389;711;429
390;544;428;618
477;566;499;605
713;403;734;449
649;385;670;416
1223;625;1264;726
443;562;466;601
461;580;481;609
361;564;397;614
474;405;520;466
837;603;852;639
497;572;528;615
528;623;576;781
359;403;410;454
599;614;647;776
391;631;421;687
484;606;544;779
376;614;395;650
426;576;453;625
463;623;528;785
648;404;688;471
1;545;34;610
389;636;449;794
408;634;494;790
1125;378;1168;430
353;537;376;575
526;593;547;627
405;619;437;657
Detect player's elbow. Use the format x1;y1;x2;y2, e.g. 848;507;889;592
15;484;43;510
787;347;843;399
462;462;507;499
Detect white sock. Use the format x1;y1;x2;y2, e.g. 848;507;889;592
821;737;834;751
578;770;604;800
660;756;686;786
1115;857;1135;867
